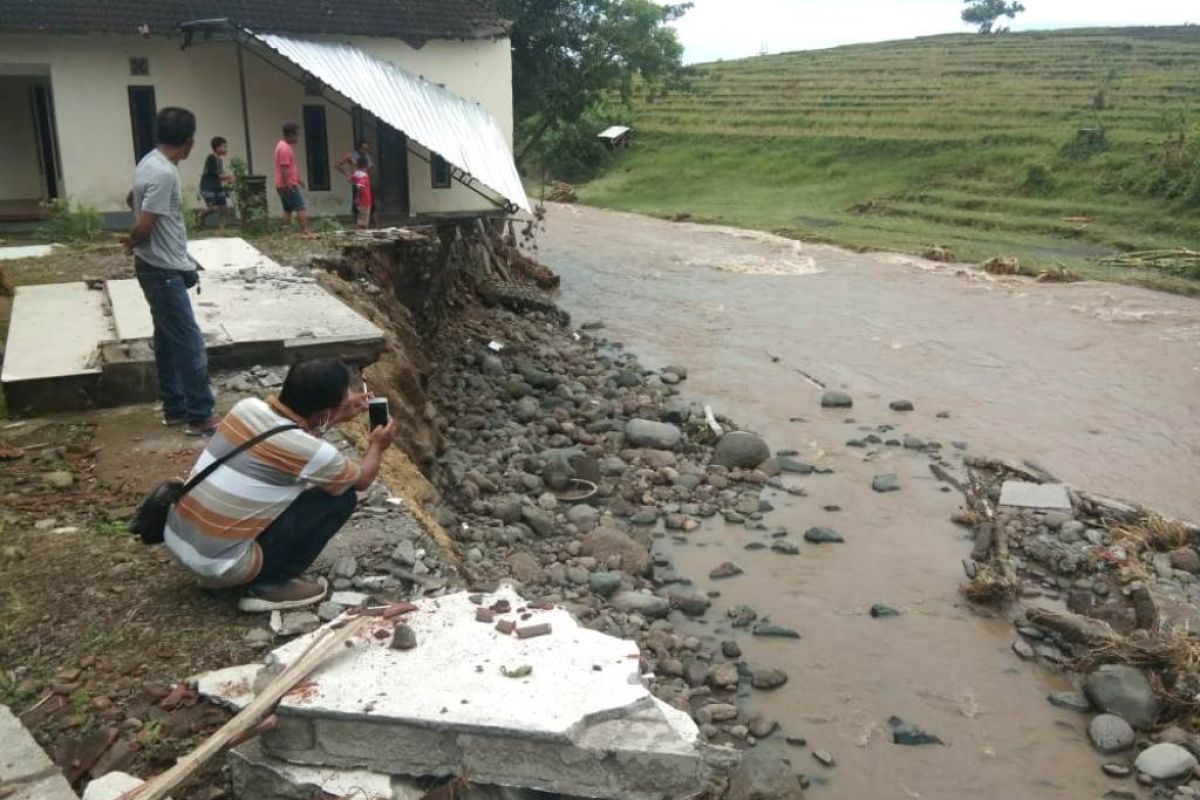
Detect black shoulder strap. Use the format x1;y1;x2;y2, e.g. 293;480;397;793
180;423;298;498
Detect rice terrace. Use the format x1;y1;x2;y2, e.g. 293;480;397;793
580;26;1200;291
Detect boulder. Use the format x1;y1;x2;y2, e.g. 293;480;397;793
1084;664;1159;729
804;526;844;544
820;390;853;409
580;525;651;575
1134;743;1199;780
727;752;802;800
712;431;771;469
1088;713;1134;754
609;591;670;618
506;552;544;585
1168;547;1200;574
625;419;682;450
668;588;712;617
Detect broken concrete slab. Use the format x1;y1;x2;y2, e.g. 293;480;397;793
998;480;1072;512
199;585;722;799
0;704;77;800
81;770;169;800
1;282;109;412
230;739;418;800
2;237;385;413
0;243;60;260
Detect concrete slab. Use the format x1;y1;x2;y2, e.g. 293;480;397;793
999;480;1073;511
0;704;77;800
0;244;60;260
199;586;715;799
230;740;420;800
1;283;108;382
3;237;384;412
188;237;282;273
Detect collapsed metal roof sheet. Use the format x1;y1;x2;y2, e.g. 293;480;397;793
251;32;529;212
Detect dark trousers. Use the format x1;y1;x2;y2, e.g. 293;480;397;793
253;488;356;587
135;260;214;423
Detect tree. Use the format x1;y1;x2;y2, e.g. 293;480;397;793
961;0;1026;34
494;0;691;166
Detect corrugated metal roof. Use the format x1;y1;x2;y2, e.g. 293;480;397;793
251;32;529;212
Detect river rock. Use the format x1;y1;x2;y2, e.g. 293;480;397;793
662;397;692;424
1134;743;1198;780
888;716;943;745
609;591;670;618
748;715;778;739
872;473;901;493
587;571;623;596
870;604;900;618
752;623;800;639
804;526;844;544
1084;664;1159;729
777;456;813;474
728;752;802;800
750;668;789;690
505;552;544;585
565;503;600;532
514;396;540;422
721;640;742;658
330;556;358;579
1168;547;1200;574
520;507;556;538
663;364;689;380
771;540;800;555
1088;714;1135;754
713;432;771;469
709;561;744;579
669;588;712;617
1047;691;1092;713
821;390;853;408
625;419;682;450
889;399;914;412
580;525;650;575
706;662;739;688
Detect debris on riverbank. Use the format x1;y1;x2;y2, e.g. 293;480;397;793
957;457;1200;790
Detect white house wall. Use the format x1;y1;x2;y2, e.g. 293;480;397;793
0;33;514;219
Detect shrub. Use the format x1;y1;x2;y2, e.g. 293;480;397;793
40;198;104;242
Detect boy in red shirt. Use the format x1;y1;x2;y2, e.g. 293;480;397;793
337;155;373;229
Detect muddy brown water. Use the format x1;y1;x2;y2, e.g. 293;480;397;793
534;204;1200;799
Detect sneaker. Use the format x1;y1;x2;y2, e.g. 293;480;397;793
185;416;221;437
238;577;328;613
161;414;187;427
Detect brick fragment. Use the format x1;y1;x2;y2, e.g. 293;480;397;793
516;623;552;639
495;619;516;635
475;607;496;623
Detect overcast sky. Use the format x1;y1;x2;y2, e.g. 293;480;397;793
670;0;1196;63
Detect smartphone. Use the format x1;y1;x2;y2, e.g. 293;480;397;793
368;397;390;430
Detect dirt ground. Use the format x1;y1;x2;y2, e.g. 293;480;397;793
0;231;349;798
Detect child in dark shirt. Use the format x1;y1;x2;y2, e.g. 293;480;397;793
197;136;232;228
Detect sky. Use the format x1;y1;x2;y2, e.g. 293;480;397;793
669;0;1196;63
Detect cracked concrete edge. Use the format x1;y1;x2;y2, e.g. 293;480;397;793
0;704;76;800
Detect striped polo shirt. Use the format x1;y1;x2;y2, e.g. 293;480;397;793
165;396;360;587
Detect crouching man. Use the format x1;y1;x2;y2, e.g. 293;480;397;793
165;358;395;612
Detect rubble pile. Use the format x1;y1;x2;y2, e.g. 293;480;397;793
961;464;1200;792
196;586;732;800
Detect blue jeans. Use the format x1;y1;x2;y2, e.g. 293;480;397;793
252;488;356;587
135;259;214;423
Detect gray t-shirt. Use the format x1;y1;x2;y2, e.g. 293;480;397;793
132;148;191;271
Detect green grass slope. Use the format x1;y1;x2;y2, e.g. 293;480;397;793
579;26;1200;289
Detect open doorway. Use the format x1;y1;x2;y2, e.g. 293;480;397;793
0;73;62;220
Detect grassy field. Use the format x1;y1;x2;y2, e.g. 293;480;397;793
578;26;1200;290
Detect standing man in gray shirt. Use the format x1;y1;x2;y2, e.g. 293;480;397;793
123;107;218;436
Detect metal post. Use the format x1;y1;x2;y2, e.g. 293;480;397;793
236;41;253;173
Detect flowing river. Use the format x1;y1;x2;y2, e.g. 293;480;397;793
534;203;1200;799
